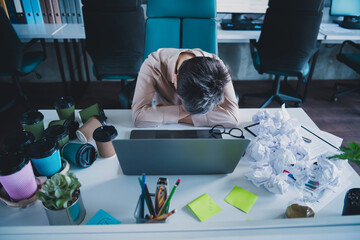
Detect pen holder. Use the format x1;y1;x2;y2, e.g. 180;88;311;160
134;194;168;223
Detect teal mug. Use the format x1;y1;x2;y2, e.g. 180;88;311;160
27;139;61;177
61;143;97;168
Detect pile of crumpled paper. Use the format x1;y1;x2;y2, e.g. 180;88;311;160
246;105;346;199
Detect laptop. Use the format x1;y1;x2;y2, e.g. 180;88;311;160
113;130;250;175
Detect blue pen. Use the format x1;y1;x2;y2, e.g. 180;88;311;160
140;173;146;218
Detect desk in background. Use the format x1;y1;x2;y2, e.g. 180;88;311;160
13;23;89;94
0;108;359;240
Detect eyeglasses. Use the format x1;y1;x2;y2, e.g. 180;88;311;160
209;125;245;139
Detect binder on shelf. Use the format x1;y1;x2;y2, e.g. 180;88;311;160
13;0;27;23
38;0;48;23
63;0;71;23
44;0;54;23
5;0;18;23
57;0;66;23
68;0;76;23
0;0;9;18
73;0;82;24
21;0;36;24
30;0;44;24
51;0;62;23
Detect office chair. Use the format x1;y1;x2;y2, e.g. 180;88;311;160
0;7;46;113
144;0;217;58
241;0;323;108
332;40;360;102
82;0;145;109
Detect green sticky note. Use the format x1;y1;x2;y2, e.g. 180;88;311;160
224;186;258;213
187;194;222;222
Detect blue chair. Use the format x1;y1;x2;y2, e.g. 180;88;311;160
144;0;217;58
242;0;323;108
82;0;145;108
332;41;360;102
0;7;46;112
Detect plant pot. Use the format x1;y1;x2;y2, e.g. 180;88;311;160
43;190;86;225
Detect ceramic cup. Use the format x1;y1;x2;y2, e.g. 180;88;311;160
2;131;35;153
0;152;37;201
44;125;69;149
19;110;44;141
93;125;118;158
61;143;97;168
27;139;61;177
76;116;103;143
48;119;79;140
54;96;75;120
79;103;107;124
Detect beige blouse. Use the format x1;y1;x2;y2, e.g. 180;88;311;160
131;48;240;127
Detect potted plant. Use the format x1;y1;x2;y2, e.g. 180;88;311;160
36;172;86;225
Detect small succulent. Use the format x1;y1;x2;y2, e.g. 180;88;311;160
36;172;81;210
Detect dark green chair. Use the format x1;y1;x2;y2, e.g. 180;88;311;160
241;0;323;108
332;41;360;102
0;7;46;112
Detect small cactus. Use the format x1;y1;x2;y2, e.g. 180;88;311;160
36;172;81;210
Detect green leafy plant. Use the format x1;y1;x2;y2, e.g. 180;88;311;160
36;172;81;210
328;142;360;167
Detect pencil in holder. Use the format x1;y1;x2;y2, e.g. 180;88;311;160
134;193;168;223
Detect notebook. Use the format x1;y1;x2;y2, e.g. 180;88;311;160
113;132;250;175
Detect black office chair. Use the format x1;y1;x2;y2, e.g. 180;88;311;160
241;0;324;108
332;41;360;102
82;0;145;109
0;7;46;112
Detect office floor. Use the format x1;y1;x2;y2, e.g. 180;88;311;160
0;79;359;173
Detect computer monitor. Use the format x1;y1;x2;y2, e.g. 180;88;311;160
330;0;360;29
217;0;268;21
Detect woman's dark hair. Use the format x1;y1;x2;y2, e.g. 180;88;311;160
176;57;231;115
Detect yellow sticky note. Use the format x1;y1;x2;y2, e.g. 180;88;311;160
187;194;222;222
224;186;258;213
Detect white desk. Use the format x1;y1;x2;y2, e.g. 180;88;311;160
319;23;360;43
217;26;326;43
1;108;360;240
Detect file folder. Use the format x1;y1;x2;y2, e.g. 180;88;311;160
30;0;44;24
58;0;66;23
68;0;76;23
44;0;55;23
13;0;26;23
5;0;18;23
38;0;48;23
73;0;82;24
63;0;72;23
0;0;9;18
51;0;62;23
21;0;36;24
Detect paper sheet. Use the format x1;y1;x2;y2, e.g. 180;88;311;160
187;194;222;222
224;186;258;213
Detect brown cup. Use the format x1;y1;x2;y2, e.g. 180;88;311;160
93;126;118;158
76;116;103;143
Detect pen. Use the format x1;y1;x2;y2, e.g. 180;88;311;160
141;173;146;218
159;179;181;215
137;178;155;216
301;126;339;150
